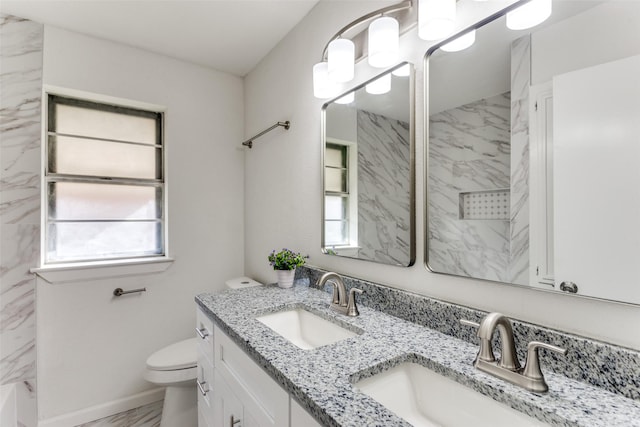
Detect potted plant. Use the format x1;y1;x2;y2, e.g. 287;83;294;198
268;248;307;288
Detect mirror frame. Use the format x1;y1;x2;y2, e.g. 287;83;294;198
321;62;416;267
423;0;640;307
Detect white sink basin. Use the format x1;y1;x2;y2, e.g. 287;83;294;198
256;308;359;350
354;362;547;427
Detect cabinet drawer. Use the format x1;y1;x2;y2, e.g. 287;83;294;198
214;325;289;426
196;307;215;365
197;348;214;411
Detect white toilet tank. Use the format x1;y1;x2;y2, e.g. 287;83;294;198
225;277;263;290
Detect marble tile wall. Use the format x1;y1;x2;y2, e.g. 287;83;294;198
0;16;43;420
356;110;411;265
509;35;531;285
427;35;532;284
427;92;512;281
296;265;640;401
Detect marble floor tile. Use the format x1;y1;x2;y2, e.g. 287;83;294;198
75;400;163;427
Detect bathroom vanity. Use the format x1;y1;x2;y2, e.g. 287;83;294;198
196;305;320;427
195;277;640;427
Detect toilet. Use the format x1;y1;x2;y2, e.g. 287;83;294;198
144;338;198;427
144;277;263;426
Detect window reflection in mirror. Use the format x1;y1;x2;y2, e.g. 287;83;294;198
425;0;640;305
322;62;415;266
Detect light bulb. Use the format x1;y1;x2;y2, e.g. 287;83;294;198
441;30;476;52
328;39;355;83
418;0;456;41
335;92;355;104
366;74;391;95
368;16;399;68
506;0;552;30
392;64;411;77
313;62;339;99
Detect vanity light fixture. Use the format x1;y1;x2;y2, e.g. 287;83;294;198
506;0;552;30
313;0;412;99
418;0;457;41
440;29;476;52
366;73;391;95
313;62;339;99
368;16;400;68
312;0;553;99
328;38;355;82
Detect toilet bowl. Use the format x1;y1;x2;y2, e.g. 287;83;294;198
145;277;263;426
144;338;198;427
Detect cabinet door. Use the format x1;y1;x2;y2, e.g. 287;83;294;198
290;399;322;427
213;370;244;427
214;326;289;427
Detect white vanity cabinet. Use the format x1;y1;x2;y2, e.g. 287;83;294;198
196;307;215;427
212;324;288;427
291;399;322;427
196;307;321;427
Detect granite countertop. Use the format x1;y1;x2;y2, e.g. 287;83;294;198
195;284;640;427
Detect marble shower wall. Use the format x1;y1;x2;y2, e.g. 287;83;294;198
428;36;531;284
356;109;411;265
428;92;512;282
509;35;531;285
0;12;43;418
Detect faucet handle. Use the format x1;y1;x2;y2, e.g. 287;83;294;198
346;288;363;317
523;341;567;391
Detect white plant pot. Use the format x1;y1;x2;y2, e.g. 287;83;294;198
276;269;295;289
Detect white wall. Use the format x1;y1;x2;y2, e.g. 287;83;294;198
37;26;244;421
531;1;640;85
244;0;640;350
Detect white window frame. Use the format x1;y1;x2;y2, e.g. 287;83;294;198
33;87;172;283
324;138;358;249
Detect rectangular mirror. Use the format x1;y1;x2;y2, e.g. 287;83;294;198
322;62;415;266
425;0;640;305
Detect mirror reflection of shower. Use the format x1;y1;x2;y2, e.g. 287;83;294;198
322;63;415;267
426;0;640;306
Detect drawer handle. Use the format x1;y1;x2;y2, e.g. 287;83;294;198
196;327;209;339
196;379;209;396
230;415;241;426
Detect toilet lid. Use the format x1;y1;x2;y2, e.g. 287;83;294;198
146;338;197;371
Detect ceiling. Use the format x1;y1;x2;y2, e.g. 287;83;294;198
0;0;320;76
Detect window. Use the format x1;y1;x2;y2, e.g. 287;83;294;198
324;143;352;246
45;94;165;264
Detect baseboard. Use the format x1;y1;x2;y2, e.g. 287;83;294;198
38;388;164;427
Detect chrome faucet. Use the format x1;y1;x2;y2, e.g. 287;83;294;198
474;312;521;370
461;312;566;393
316;272;363;317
